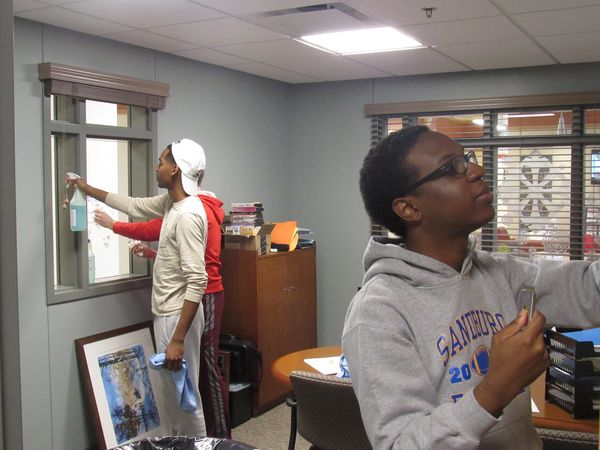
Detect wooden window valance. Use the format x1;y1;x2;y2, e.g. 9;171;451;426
38;62;169;110
365;92;600;116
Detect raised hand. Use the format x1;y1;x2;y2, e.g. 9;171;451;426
93;209;115;229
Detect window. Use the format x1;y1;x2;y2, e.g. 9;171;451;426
367;95;600;262
40;63;169;304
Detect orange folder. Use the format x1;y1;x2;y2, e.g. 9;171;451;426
271;221;299;251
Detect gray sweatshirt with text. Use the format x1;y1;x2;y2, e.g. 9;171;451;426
342;237;600;450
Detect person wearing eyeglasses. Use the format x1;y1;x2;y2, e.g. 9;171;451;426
342;125;600;449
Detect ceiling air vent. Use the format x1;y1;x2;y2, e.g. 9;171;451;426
256;2;374;24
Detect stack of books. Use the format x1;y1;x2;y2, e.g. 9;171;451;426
230;202;264;227
297;227;315;249
545;328;600;418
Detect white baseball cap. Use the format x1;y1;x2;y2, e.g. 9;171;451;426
171;138;206;196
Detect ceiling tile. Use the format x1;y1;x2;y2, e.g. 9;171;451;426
217;38;325;61
348;0;502;26
491;0;600;14
461;53;555;70
35;0;89;4
538;32;600;63
513;6;600;36
386;62;468;76
63;0;225;28
172;47;253;66
403;16;527;46
13;0;46;13
347;47;458;67
268;54;392;81
435;38;547;60
16;7;134;35
104;30;199;53
249;7;368;37
12;0;600;83
150;17;286;47
223;61;322;83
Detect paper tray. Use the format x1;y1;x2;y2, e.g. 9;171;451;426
547;366;600;397
546;329;600;359
545;386;599;418
549;349;600;378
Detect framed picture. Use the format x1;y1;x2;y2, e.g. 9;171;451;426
75;321;166;450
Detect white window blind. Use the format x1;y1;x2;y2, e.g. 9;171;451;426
368;97;600;261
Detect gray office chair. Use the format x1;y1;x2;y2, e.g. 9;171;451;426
289;370;372;450
536;427;598;450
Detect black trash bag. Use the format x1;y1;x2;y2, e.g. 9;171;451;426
113;436;257;450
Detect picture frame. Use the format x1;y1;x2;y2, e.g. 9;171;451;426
75;321;166;450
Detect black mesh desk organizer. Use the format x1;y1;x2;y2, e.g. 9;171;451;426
545;329;600;418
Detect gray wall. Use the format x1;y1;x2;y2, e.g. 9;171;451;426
7;14;600;450
1;1;18;449
11;18;292;450
289;64;600;346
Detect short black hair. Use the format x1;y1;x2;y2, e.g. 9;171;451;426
359;125;429;236
164;145;176;165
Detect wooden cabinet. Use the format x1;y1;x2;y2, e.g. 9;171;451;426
221;246;317;414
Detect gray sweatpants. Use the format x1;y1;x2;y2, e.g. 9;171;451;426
153;309;206;437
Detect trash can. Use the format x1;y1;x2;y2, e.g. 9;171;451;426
228;382;253;428
113;436;256;450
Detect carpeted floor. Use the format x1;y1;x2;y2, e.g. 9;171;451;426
231;402;311;450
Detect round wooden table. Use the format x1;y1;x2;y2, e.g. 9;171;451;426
271;346;341;389
271;346;598;435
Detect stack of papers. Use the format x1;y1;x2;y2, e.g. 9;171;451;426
303;356;340;375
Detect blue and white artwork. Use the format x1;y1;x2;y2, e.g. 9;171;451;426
98;344;160;444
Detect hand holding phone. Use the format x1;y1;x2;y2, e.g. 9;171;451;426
517;287;537;322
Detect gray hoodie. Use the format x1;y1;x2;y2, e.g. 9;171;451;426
342;237;600;450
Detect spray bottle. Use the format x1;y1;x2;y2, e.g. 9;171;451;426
88;239;95;284
67;172;87;232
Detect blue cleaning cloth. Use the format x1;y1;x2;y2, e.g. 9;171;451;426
336;353;351;378
149;352;197;412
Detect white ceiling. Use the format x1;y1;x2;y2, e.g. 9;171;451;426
13;0;600;84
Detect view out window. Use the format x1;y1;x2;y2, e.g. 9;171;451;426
496;109;572;136
418;113;484;139
388;117;403;134
47;95;155;303
584;109;600;135
372;103;600;261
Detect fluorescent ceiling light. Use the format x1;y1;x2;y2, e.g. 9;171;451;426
299;27;423;55
506;113;555;118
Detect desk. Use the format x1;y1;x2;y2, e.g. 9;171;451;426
272;346;599;434
272;346;340;389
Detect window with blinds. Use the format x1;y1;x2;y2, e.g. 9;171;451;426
368;100;600;262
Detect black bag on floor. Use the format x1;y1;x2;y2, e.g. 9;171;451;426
219;334;262;386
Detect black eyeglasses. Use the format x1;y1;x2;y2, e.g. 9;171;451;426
402;151;477;195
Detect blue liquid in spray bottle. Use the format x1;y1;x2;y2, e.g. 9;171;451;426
67;172;87;232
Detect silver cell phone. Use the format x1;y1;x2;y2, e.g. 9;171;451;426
518;287;536;321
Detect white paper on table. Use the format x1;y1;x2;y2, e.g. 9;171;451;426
531;399;539;413
304;356;340;375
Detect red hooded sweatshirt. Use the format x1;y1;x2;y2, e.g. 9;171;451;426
112;193;225;293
